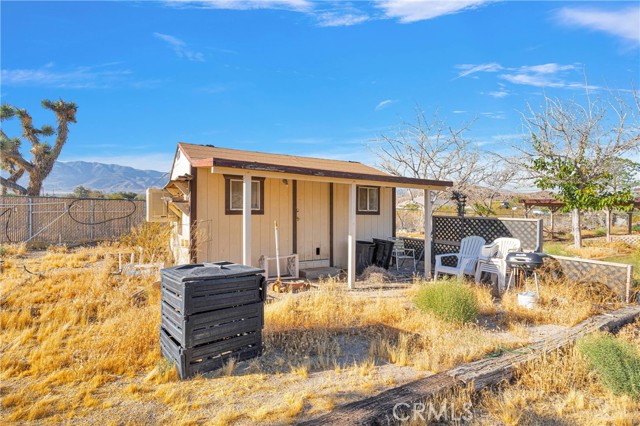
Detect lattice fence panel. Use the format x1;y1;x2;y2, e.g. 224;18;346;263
611;235;640;246
432;216;463;243
430;216;542;267
543;256;631;302
402;238;426;261
463;218;513;246
433;243;460;267
501;220;539;251
400;239;460;266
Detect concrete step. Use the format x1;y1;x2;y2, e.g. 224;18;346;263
299;266;342;281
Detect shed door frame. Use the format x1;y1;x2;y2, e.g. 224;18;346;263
295;181;330;263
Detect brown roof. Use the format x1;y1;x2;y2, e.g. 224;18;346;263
177;142;452;188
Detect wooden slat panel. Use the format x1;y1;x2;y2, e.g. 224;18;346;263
195;173;292;266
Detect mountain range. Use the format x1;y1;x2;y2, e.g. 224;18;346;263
18;161;168;195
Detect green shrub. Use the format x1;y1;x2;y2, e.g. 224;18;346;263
577;333;640;398
593;228;607;237
415;280;478;324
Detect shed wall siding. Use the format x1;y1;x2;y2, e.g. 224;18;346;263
192;170;392;268
171;150;192;181
332;184;393;269
195;169;292;266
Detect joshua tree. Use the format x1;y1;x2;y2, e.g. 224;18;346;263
1;99;78;196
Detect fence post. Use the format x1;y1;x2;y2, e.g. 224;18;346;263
28;197;33;241
536;218;544;253
90;200;95;242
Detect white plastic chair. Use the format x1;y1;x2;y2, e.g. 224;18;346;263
434;236;486;280
474;237;522;291
391;239;416;271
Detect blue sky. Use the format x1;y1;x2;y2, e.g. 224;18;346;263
2;0;639;173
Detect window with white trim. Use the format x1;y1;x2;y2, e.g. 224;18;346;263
225;176;265;215
357;186;380;214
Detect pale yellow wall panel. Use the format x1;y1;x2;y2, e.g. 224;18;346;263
196;171;388;268
194;173;294;265
333;183;348;269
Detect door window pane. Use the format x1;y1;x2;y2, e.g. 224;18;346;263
358;187;368;211
230;179;261;211
251;181;260;210
230;180;243;210
368;188;378;211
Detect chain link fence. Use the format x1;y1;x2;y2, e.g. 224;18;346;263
0;195;145;245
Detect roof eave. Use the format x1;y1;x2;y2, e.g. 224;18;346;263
192;157;452;189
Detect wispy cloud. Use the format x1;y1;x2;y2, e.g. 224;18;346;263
454;62;597;90
316;11;369;27
375;0;495;23
487;90;509;98
555;6;640;46
197;84;230;94
153;32;205;61
164;0;490;27
375;99;397;111
479;111;506;120
455;62;503;79
165;0;312;11
499;63;587;89
1;63;133;89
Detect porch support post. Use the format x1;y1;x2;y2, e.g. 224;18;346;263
424;189;432;280
348;183;357;289
242;174;252;265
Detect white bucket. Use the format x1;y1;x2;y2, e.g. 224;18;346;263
518;291;536;309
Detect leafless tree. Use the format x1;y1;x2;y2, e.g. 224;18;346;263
468;160;520;216
372;109;490;214
516;88;640;247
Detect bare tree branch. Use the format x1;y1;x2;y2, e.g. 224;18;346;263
0;176;27;195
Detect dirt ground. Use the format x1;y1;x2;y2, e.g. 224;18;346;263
0;245;628;425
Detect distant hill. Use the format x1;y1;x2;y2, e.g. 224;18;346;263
12;161;168;195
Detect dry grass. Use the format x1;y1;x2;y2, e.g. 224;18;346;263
565;240;636;259
472;319;640;426
0;249;161;422
499;275;621;327
0;242;27;257
359;265;394;284
1;236;632;425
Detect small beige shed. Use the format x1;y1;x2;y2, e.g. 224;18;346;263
147;143;451;287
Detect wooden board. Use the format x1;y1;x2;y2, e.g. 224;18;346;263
299;305;640;425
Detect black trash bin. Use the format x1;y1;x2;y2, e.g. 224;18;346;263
372;238;395;270
356;240;376;274
159;261;266;379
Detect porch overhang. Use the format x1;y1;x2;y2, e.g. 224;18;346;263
199;159;452;191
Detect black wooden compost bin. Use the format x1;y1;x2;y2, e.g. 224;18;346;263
159;261;266;379
372;238;394;269
356;240;376;274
